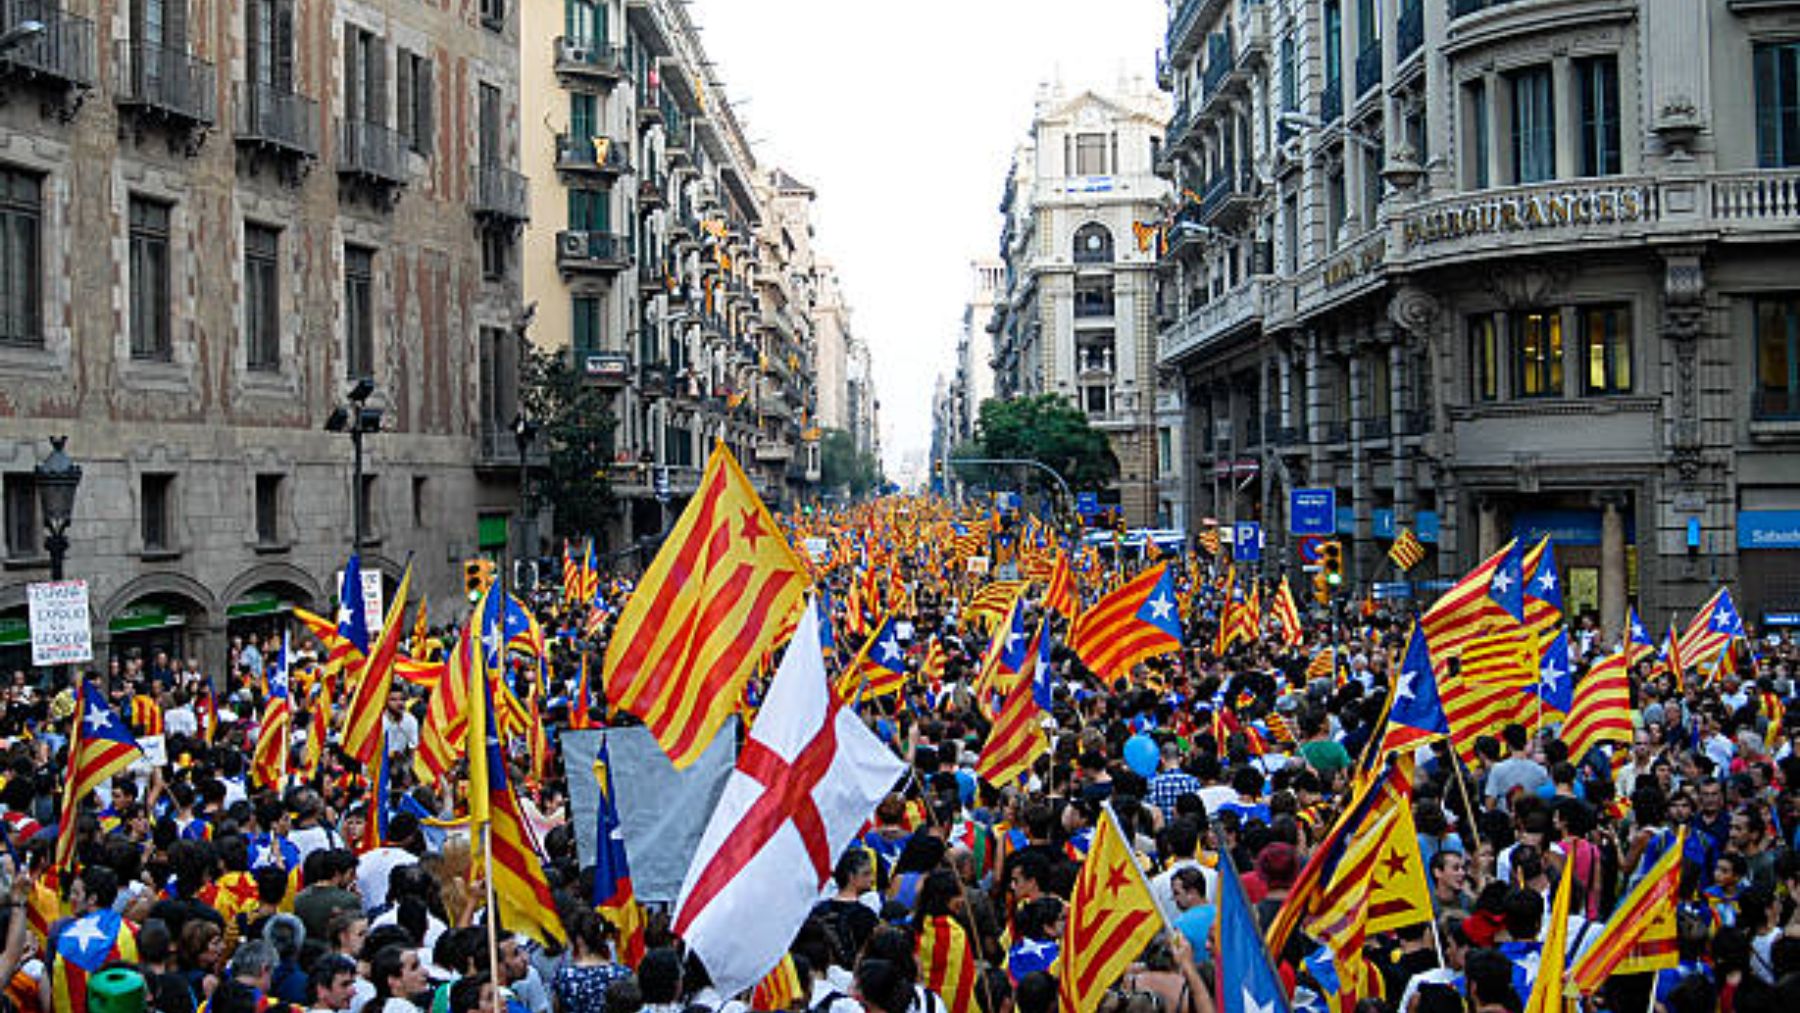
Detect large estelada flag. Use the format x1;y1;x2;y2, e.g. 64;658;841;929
605;442;810;769
1058;806;1164;1013
1068;563;1182;683
54;681;143;880
342;561;415;765
673;600;904;998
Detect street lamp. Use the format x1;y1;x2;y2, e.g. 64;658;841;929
324;379;381;555
34;436;81;581
0;20;45;55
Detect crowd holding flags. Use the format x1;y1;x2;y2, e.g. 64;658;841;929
31;433;1794;1013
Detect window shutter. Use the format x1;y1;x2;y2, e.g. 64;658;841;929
396;52;413;143
274;0;295;90
418;58;434;156
372;40;388;129
344;30;360;122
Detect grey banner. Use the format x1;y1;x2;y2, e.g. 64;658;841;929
563;723;737;905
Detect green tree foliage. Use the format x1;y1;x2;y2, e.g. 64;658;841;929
819;428;881;498
967;394;1118;492
520;346;618;539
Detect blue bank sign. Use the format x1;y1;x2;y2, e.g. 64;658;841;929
1739;510;1800;550
1290;489;1336;535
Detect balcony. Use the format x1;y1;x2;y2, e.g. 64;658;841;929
473;164;528;224
638;261;669;294
636;81;663;123
755;440;795;463
639;172;666;209
1355;44;1382;97
1397;1;1424;62
115;40;216;132
1074;295;1115;320
1200;26;1234;99
552;36;625;83
234;81;315;159
555;134;630;178
1077;351;1115;377
1166;103;1196;154
1321;420;1349;445
477;425;549;469
1321;78;1343;124
1199;167;1257;228
1168;0;1222;62
1158;278;1263;367
638;362;672;398
337;118;408;189
0;1;95;98
556;229;630;275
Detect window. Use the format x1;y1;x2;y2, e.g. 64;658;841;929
245;0;295;91
568;187;610;232
1326;166;1346;251
1282;192;1300;273
1280;35;1299;113
479;0;505;30
478;82;500;169
141;473;175;552
1074;132;1108;176
0;168;40;347
1072;223;1113;265
244;223;280;371
666;425;693;468
1510;66;1555;184
412;475;427;527
1471;314;1499;401
1083;385;1109;416
1755;295;1800;418
1324;0;1343;92
396;49;433;155
1465;79;1489;189
255;474;282;544
481;229;508;282
4;474;36;558
1356;0;1379;52
573;295;601;354
1580;305;1632;395
1512;309;1564;398
128;197;172;361
344;245;374;378
566;0;603;44
343;25;384;126
1369;353;1391;419
1576;57;1620;177
1755;43;1800;168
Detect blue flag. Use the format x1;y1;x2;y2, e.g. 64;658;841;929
1215;845;1291;1013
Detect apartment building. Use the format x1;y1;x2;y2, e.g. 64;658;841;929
0;0;524;673
1155;0;1800;635
991;81;1176;526
521;0;840;554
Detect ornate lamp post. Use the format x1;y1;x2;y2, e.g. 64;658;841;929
324;378;381;554
35;436;81;581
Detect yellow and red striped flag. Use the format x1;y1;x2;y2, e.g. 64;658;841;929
467;587;566;946
1270;577;1304;648
964;580;1027;630
1456;624;1539;687
251;636;293;791
915;915;978;1013
53;681;144;882
750;955;805;1012
1571;828;1684;992
1059;807;1163;1013
1563;649;1633;763
341;562;415;766
1068;564;1182;684
1440;671;1534;765
603;442;810;769
409;596;432;661
414;632;471;783
1388;528;1427;571
1043;550;1080;620
976;674;1047;788
1420;540;1517;675
1524;838;1576;1013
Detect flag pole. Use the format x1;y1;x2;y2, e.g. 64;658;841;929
484;821;501;993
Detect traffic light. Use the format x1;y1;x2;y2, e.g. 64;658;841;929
1320;540;1344;588
464;558;496;599
1313;571;1330;604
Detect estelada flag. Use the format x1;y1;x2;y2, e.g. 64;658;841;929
1068;564;1182;684
1571;828;1685;991
1058;806;1163;1013
604;441;810;769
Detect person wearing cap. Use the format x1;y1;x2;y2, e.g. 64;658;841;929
1252;842;1298;929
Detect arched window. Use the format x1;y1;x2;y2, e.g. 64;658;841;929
1073;223;1114;265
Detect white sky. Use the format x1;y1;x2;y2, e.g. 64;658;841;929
692;0;1167;475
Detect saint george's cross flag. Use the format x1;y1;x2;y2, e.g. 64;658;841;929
674;599;905;998
606;442;810;769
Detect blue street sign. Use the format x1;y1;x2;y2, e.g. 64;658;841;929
1290;489;1336;535
1076;492;1100;518
1234;522;1262;561
1765;613;1800;628
1372;581;1414;600
995;491;1021;512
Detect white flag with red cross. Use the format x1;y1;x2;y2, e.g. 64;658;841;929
673;597;907;998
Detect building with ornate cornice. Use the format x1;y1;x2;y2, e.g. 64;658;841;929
991;81;1176;526
1155;0;1800;637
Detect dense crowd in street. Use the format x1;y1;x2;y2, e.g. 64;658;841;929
17;491;1800;1013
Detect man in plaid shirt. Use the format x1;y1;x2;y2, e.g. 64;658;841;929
1147;742;1204;821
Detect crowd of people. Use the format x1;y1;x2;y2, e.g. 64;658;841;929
18;499;1800;1013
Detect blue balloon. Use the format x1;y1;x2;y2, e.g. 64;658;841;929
955;770;976;805
1124;734;1159;778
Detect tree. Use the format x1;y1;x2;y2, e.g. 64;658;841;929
520;346;619;540
966;394;1118;494
819;428;881;498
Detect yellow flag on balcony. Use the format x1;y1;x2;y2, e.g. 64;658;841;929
592;136;610;166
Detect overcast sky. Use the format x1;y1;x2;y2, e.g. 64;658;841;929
693;0;1167;478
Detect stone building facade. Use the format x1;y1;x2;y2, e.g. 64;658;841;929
1156;0;1800;637
991;82;1176;527
520;0;856;556
0;0;527;674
